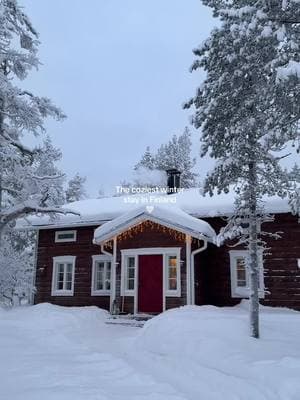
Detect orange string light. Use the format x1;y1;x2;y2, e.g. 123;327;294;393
112;220;186;243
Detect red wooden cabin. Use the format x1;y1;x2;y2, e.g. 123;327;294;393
30;182;300;314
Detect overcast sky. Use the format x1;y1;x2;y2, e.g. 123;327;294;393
21;0;215;196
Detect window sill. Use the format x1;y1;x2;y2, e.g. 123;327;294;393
51;291;74;296
91;291;111;296
122;291;135;297
165;290;181;298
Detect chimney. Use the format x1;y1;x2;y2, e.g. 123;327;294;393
166;168;181;194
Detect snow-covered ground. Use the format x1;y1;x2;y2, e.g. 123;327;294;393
1;303;300;400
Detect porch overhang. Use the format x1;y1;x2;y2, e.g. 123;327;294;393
93;205;216;245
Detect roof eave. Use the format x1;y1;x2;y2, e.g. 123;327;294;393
93;213;215;245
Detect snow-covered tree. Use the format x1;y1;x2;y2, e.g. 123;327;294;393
65;173;87;203
134;128;198;188
0;0;76;237
155;128;198;188
33;136;66;206
185;0;300;338
134;146;156;170
288;164;300;217
0;230;34;305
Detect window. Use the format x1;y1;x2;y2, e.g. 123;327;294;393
51;256;75;296
91;256;112;295
229;250;264;298
165;254;180;296
125;256;136;292
55;230;77;243
120;255;136;295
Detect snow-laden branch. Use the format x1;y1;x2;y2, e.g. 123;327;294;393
30;173;66;181
0;131;33;156
0;201;80;232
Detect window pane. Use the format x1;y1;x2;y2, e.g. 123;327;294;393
57;267;64;290
167;256;177;291
65;280;72;290
105;262;111;291
57;232;75;240
66;271;73;283
126;257;135;290
128;257;135;268
66;263;73;273
168;256;177;267
95;262;104;290
168;266;177;279
58;263;64;273
128;279;134;290
128;267;135;279
169;278;177;290
57;280;64;290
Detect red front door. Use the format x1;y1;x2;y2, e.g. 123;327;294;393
138;254;163;313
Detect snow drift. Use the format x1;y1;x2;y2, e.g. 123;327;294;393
1;303;300;400
134;302;300;400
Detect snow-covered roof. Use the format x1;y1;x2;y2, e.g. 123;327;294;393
93;205;216;244
20;188;291;229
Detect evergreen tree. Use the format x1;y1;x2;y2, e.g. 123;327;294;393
0;0;75;237
134;146;156;170
155;127;198;188
65;173;87;203
0;0;78;304
134;128;198;188
185;0;300;338
33;136;66;206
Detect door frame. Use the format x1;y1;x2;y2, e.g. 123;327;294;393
120;247;181;314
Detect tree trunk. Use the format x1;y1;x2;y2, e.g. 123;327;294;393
248;161;260;339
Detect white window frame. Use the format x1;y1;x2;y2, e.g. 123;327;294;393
91;255;112;296
55;230;77;243
121;254;138;296
164;252;181;297
229;250;264;299
51;255;76;296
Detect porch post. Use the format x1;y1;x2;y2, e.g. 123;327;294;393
186;235;192;305
110;236;117;313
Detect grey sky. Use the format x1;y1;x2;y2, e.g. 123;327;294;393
21;0;215;196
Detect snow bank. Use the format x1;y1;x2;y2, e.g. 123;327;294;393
0;304;185;400
0;303;109;348
134;303;300;400
1;303;300;399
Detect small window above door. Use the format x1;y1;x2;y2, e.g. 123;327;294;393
55;230;77;243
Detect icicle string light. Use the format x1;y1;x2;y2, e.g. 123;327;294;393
112;220;186;243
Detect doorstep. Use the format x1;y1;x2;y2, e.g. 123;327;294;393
105;313;153;328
